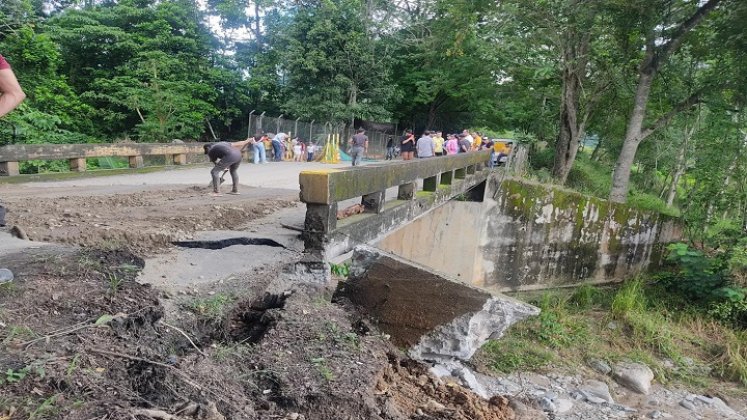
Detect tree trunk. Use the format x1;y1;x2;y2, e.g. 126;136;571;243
665;120;696;205
552;26;590;185
609;70;654;202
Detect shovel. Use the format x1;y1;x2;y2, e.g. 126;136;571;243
207;169;228;189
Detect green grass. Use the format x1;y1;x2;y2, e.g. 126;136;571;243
477;279;747;395
186;294;235;320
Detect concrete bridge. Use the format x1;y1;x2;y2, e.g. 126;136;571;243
298;151;493;258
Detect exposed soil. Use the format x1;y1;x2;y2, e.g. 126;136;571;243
0;238;514;419
0;185;298;254
0;181;515;419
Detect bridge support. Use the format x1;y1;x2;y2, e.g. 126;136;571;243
0;161;19;176
129;155;144;168
397;182;416;200
69;157;86;172
303;202;337;250
362;191;385;213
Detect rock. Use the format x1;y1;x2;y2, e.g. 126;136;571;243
589;359;612;375
580;379;614;404
0;268;13;284
423;399;445;412
508;398;531;418
555;398;573;413
648;410;662;419
680;399;696;411
537;397;556;413
612;361;654;394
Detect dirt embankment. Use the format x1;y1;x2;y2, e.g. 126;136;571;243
0;246;514;419
0;181;514;419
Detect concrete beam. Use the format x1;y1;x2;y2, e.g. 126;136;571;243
299;151;490;205
0;143;204;161
336;246;539;361
326;169;489;257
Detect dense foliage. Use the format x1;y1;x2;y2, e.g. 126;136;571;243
1;0;746;226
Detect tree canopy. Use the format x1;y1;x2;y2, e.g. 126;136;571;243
1;0;746;232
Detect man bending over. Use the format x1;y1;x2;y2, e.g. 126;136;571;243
203;139;253;196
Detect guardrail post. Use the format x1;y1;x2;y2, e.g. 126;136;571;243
173;154;187;165
69;157;86;172
440;170;454;185
129;156;144;168
362;190;385;214
304;203;338;250
397;182;416;200
0;161;19;176
423;174;440;192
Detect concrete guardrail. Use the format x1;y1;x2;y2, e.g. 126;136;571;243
299;150;492;252
0;143;205;176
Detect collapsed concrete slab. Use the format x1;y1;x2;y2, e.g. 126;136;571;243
335;246;539;362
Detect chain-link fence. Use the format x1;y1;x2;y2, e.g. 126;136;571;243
246;113;395;159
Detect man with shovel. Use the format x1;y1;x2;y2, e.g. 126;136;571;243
203;138;254;196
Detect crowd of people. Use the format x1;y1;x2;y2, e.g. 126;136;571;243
386;129;512;167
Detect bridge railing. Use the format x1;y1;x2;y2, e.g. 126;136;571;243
0;143;205;176
299;151;492;252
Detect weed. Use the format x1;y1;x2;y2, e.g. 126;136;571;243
66;354;80;377
106;273;123;295
611;278;646;319
187;294;234;320
29;394;59;419
481;336;554;373
311;357;334;381
213;343;253;362
329;262;350;278
1;325;36;345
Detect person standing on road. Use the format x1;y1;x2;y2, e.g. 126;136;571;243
349;128;368;166
400;130;416;161
416;130;435;159
204;139;253;196
271;132;287;162
251;132;267;164
0;54;26;227
385;136;395;160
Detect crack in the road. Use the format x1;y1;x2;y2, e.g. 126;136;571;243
172;237;285;250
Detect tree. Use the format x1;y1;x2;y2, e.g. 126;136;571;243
608;0;724;203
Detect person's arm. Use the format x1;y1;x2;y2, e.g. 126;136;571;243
231;139;253;150
0;66;26;118
364;136;369;153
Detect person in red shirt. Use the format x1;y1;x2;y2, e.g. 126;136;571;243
0;54;25;118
